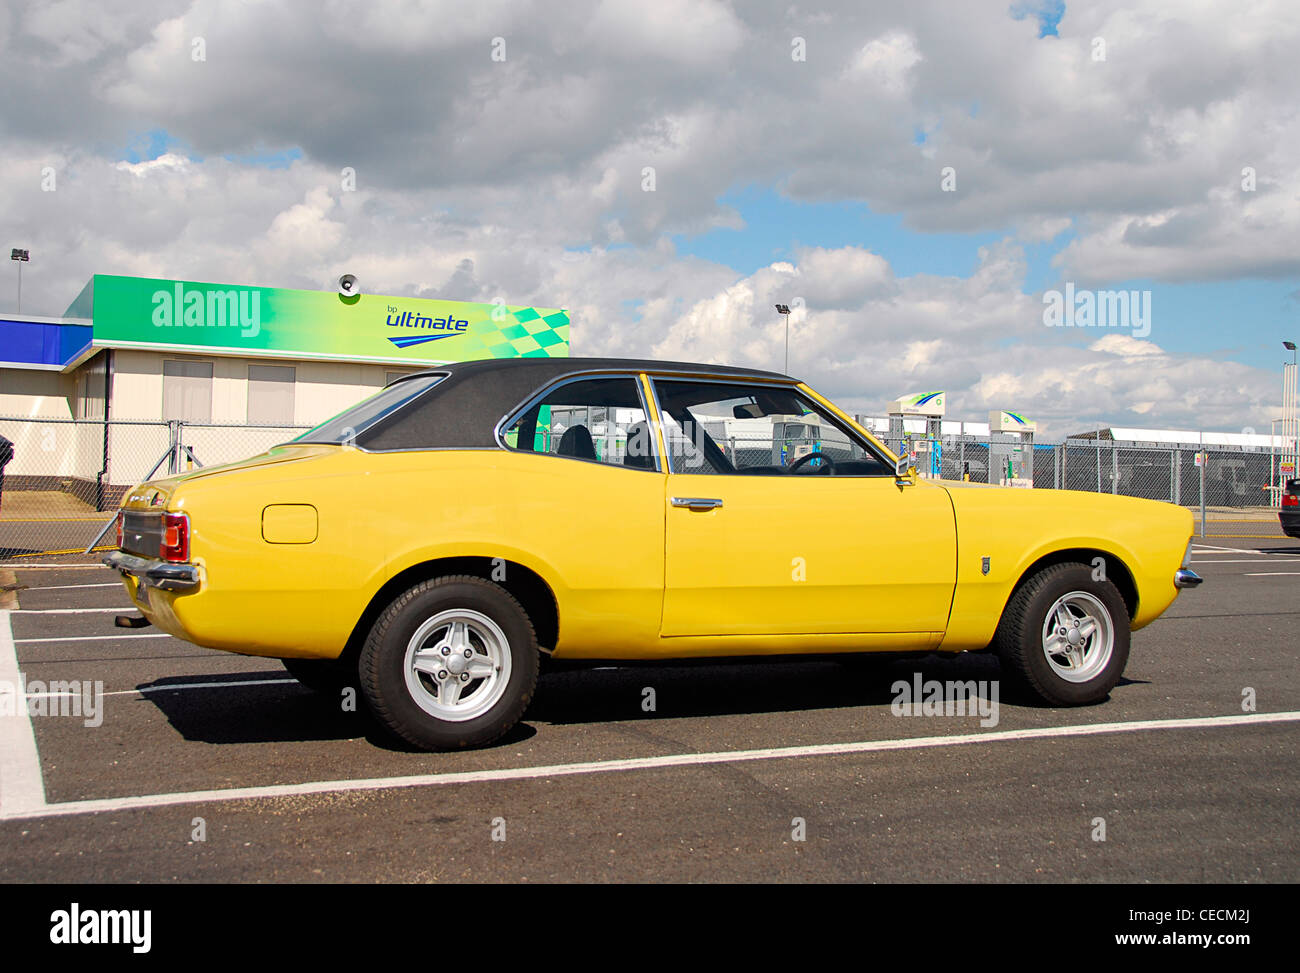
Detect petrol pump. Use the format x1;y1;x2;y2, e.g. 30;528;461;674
888;392;945;478
989;411;1036;486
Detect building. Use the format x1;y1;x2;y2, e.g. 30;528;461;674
0;273;569;508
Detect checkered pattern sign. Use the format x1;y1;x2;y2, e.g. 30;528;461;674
481;307;571;358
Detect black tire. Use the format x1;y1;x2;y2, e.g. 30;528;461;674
282;657;356;694
994;562;1130;706
358;575;539;751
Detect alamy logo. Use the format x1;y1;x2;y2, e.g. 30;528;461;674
0;673;103;727
1042;283;1150;338
50;903;151;953
891;673;1000;728
152;283;261;338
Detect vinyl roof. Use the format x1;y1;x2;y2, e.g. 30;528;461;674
358;356;795;451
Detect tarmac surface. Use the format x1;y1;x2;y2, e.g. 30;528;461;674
1;539;1296;882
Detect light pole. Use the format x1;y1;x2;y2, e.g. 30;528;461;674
10;248;29;314
775;304;791;374
1284;341;1298;502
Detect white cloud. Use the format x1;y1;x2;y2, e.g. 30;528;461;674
1;0;1295;436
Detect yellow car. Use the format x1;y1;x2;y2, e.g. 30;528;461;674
105;358;1202;750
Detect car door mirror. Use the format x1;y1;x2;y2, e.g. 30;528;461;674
894;453;913;482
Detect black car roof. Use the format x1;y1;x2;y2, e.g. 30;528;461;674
358;356;795;451
402;356;790;384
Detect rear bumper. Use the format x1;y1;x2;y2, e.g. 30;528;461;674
1174;568;1203;589
103;550;200;591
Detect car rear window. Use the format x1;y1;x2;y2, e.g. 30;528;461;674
293;374;445;445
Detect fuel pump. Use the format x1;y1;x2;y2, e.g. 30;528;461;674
988;411;1036;486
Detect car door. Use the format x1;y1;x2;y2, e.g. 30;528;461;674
651;377;957;638
498;373;666;652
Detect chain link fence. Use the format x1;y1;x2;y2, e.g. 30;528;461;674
0;416;1290;558
0;417;310;558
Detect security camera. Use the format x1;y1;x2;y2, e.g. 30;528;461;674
338;274;360;298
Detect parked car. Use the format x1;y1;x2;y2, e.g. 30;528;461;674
1282;478;1300;538
105;358;1202;750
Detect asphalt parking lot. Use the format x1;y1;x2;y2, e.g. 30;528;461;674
1;540;1297;883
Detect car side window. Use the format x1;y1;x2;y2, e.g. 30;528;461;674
502;376;658;470
652;379;892;476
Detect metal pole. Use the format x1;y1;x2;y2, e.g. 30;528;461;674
784;315;789;375
15;261;21;315
1199;433;1206;538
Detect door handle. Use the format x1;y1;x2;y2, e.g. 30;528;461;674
671;497;724;511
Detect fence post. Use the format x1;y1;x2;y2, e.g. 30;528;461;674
1111;444;1118;494
167;420;182;475
1198;436;1206;538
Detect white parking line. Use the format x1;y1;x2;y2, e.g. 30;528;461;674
0;564;108;570
106;678;298;697
1245;572;1300;577
1190;559;1296;564
20;583;121;591
0;610;49;816
3;710;1297;822
12;608;135;615
14;633;173;644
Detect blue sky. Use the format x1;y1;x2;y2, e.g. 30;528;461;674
672;185;1300;371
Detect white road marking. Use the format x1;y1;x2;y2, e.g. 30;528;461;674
0;610;48;816
0;564;108;570
12;607;135;615
1189;559;1297;564
105;678;298;697
20;583;121;591
14;633;173;644
4;710;1297;822
1244;572;1300;577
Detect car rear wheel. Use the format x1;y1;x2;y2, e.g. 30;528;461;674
358;575;539;750
282;657;355;694
994;562;1130;706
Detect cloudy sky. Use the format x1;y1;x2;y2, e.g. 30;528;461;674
2;0;1298;436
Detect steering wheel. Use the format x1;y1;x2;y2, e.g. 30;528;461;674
787;451;836;474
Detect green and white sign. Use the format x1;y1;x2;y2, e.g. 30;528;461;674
79;274;570;365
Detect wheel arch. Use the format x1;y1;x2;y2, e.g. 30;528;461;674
341;556;560;668
1008;548;1138;621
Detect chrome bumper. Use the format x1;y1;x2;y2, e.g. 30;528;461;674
1174;568;1203;589
103;550;200;591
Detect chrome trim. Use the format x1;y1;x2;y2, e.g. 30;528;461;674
671;497;724;510
1174;568;1203;589
493;370;663;472
103;550;201;591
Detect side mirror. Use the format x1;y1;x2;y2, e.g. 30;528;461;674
894;454;913;483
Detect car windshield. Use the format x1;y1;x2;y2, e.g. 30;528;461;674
294;374;445;445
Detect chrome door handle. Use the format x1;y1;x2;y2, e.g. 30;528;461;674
671;497;724;511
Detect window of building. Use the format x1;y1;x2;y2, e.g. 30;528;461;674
162;360;213;423
248;364;296;425
76;355;107;420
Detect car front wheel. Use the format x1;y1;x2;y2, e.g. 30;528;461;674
994;562;1130;706
358;575;539;750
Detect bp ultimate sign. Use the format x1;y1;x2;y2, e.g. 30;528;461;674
74;274;570;366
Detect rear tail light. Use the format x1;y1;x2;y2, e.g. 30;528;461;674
115;511;123;549
160;512;190;562
1283;494;1299;508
